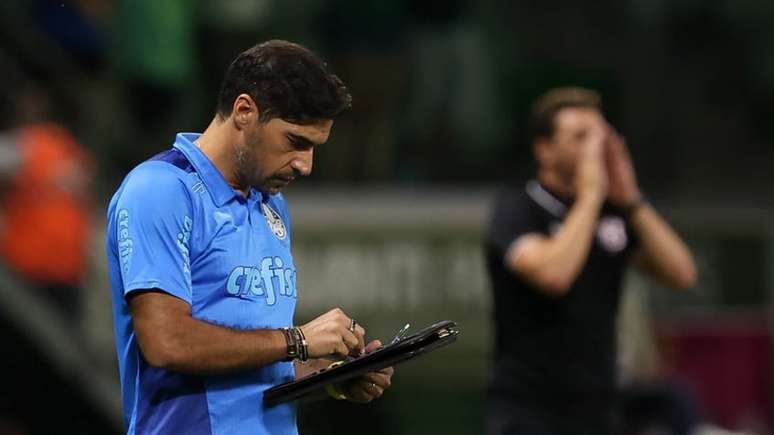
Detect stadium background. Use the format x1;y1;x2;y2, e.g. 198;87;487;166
0;0;773;434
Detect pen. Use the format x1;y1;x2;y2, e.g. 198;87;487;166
390;323;411;344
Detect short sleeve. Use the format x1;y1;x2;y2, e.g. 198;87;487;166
486;189;544;256
112;164;194;304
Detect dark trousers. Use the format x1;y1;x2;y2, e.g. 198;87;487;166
617;383;700;435
486;394;615;435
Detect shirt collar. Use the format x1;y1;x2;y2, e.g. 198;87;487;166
173;132;264;206
526;179;569;218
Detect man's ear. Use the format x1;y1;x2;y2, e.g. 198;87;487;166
231;94;259;130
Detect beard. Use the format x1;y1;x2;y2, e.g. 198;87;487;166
233;141;293;194
234;141;263;191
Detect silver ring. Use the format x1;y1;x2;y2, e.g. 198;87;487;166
349;319;357;333
370;383;377;390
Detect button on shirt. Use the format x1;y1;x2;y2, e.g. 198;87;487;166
106;133;299;435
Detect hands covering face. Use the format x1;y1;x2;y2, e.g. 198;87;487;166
604;128;642;208
574;122;641;207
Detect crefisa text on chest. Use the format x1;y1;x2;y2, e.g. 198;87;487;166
225;256;297;305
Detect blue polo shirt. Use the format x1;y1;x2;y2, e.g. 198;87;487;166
106;133;299;435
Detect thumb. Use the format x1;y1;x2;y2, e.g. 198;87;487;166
364;339;382;354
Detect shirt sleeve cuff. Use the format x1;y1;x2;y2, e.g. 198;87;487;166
124;279;192;305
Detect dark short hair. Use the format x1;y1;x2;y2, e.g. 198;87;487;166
529;87;602;142
216;40;352;123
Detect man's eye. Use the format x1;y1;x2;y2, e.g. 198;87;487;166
288;136;312;150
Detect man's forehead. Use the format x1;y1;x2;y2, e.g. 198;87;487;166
556;107;604;130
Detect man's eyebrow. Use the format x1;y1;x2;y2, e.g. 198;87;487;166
287;133;316;148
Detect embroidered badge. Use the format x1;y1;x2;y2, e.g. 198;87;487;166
597;216;627;253
261;202;287;240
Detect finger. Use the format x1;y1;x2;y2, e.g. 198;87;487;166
354;324;366;342
588;124;607;145
332;342;349;359
342;381;374;403
605;139;617;166
340;327;357;346
363;372;392;389
335;309;355;330
609;130;629;154
592;132;606;153
367;382;384;398
328;307;346;319
351;325;366;354
339;313;350;327
378;366;394;376
617;135;632;156
341;329;362;355
607;134;621;154
584;140;604;163
358;379;383;398
364;339;382;354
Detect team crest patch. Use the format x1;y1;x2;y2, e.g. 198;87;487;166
261;203;287;240
596;216;627;253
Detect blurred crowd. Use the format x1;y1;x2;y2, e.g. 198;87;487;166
2;1;773;191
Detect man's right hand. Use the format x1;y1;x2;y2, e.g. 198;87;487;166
299;308;365;359
574;124;608;203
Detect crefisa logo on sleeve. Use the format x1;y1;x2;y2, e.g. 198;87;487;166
117;209;133;274
176;216;193;280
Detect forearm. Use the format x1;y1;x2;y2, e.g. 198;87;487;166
132;294;366;377
630;204;697;289
136;315;287;375
513;193;603;294
540;195;602;286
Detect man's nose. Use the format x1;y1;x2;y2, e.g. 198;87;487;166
291;149;313;177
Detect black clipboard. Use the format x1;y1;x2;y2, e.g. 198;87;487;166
263;320;460;407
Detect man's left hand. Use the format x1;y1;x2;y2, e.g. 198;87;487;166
605;128;642;208
341;340;394;403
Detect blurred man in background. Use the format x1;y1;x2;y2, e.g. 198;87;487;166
484;87;697;435
106;40;393;435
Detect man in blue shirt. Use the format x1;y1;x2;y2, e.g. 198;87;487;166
106;40;394;435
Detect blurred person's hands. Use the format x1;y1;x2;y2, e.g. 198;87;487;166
574;124;608;203
604;128;642;208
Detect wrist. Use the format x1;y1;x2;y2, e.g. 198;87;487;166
577;189;605;207
280;327;309;362
622;197;648;220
